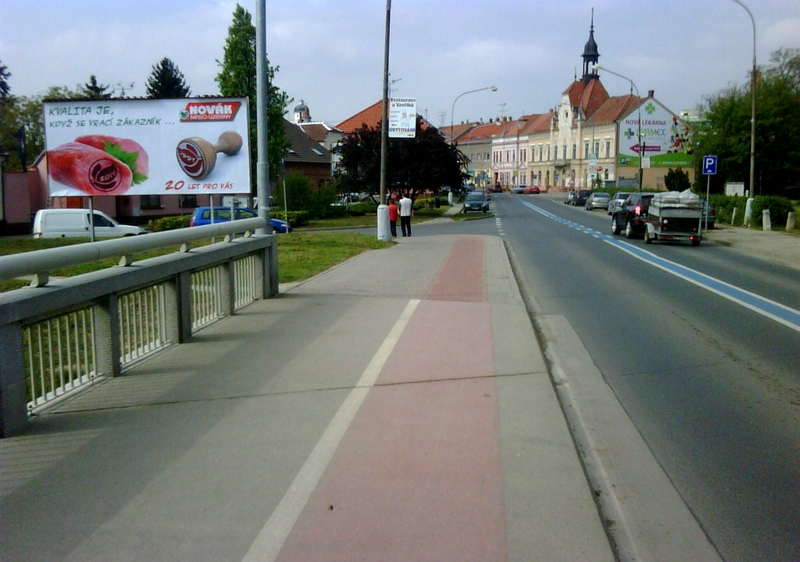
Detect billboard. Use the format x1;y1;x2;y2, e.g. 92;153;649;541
617;99;692;168
388;97;416;138
44;98;250;197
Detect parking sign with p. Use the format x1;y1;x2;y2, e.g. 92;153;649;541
703;155;718;175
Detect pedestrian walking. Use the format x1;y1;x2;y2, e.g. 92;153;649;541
388;198;398;238
399;195;413;237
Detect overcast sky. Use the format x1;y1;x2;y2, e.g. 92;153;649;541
2;0;798;128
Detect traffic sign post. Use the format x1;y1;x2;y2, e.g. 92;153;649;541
702;155;717;231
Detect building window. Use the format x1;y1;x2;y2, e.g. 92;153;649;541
584;142;590;158
572;144;577;159
605;140;612;157
594;141;600;156
140;195;161;210
562;145;567;160
179;195;198;208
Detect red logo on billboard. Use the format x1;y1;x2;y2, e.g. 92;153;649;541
180;101;241;122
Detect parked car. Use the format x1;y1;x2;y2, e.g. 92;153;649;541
462;191;490;213
523;186;541;194
190;206;291;233
488;185;503;193
33;209;146;238
571;189;593;206
564;190;576;204
511;186;526;194
702;200;716;229
585;192;610;211
611;193;654;238
607;191;632;215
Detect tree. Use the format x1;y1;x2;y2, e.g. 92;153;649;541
335;116;468;201
79;75;112;100
693;48;800;196
0;60;10;100
664;168;691;192
216;4;291;196
146;57;191;98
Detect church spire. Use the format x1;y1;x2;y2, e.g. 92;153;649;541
582;9;600;83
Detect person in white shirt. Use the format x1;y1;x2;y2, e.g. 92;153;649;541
398;195;413;237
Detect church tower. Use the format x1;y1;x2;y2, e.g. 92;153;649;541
581;10;600;83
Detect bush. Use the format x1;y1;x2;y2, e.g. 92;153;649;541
147;215;191;232
707;194;795;227
271;210;311;227
751;195;795;227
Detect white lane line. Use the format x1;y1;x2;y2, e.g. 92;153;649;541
242;299;420;562
517;198;800;333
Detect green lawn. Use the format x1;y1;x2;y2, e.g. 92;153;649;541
0;231;392;293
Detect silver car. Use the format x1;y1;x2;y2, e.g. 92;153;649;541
607;191;631;215
585;192;610;211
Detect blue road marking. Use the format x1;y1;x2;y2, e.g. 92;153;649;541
518;199;800;333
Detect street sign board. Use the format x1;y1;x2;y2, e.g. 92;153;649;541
703;155;718;175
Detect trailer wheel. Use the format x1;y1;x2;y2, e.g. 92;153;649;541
691;238;701;246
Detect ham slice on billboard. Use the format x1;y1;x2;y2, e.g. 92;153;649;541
73;134;149;182
48;142;133;195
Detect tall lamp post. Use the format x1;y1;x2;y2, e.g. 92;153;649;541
729;0;756;197
450;86;497;142
592;64;643;192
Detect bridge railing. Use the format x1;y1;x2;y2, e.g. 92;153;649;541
0;219;278;437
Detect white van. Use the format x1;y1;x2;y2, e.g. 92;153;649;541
32;209;146;239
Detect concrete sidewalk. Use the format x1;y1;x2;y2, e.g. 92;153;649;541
0;234;614;561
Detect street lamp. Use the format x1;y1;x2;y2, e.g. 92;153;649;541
729;0;757;197
591;64;643;191
450;86;498;142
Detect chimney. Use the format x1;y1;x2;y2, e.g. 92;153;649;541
648;90;655;98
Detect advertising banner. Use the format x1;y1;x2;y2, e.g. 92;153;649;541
44;98;250;197
617;99;692;168
388;97;416;138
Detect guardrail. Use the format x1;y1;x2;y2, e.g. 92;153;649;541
0;219;278;437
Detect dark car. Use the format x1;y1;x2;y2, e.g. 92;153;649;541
571;189;593;206
190;206;292;233
611;193;654;238
607;191;631;215
463;191;489;213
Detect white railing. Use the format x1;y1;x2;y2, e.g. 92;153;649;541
0;221;278;437
23;308;97;410
192;266;224;332
120;284;169;365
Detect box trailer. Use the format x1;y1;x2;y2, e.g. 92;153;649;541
644;190;703;246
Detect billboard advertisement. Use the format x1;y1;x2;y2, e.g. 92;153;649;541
44;98;250;197
617;99;692;168
388;97;416;138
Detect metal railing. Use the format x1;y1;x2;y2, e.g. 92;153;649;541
0;219;279;437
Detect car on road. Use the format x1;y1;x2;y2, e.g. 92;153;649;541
523;186;541;194
607;191;631;215
585;192;610;211
462;191;490;213
488;185;503;193
611;192;654;238
190;206;292;233
702;200;716;229
564;190;575;204
569;189;592;207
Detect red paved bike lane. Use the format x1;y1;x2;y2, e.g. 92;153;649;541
275;237;510;561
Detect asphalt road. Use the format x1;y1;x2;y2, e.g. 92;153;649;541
409;193;799;562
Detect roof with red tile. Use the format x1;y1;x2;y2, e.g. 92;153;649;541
587;94;642;125
336;100;432;134
563;78;610;119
